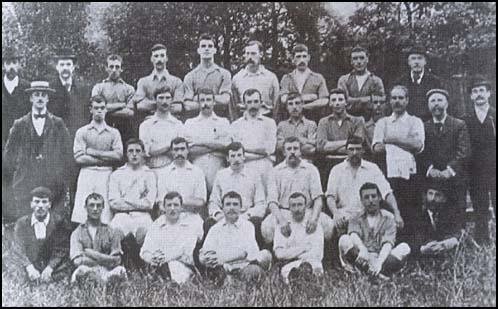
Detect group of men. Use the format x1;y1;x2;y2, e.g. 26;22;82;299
2;34;496;286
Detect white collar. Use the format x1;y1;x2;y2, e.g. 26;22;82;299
32;107;48;116
411;69;425;83
433;113;447;124
389;111;409;122
4;75;19;88
60;76;73;87
31;212;50;227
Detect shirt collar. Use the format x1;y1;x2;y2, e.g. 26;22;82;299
278;160;307;170
81;220;104;229
328;113;352;121
31;213;50;227
288;115;306;125
230;166;247;176
151;112;179;124
351;69;371;77
60;76;73;87
171;160;194;170
152;69;170;81
88;120;110;133
433;113;448;124
474;103;490;115
411;69;425;83
292;68;312;76
389;111;408;122
222;217;241;228
243;111;264;121
243;65;266;77
346;158;368;169
195;112;219;121
197;63;221;74
4;75;19;87
32;107;48;116
103;77;125;84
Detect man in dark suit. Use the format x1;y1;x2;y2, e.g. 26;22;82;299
464;76;496;244
393;45;443;122
420;88;471;231
3;81;72;221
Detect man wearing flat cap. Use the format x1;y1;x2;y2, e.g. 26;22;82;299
3;81;72;221
393;45;443;121
419;88;470;232
464;76;496;244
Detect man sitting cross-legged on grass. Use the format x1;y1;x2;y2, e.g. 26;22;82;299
140;191;204;284
70;193;126;284
339;182;410;279
274;192;324;284
199;191;272;286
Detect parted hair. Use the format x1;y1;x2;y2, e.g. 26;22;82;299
242;88;262;103
359;182;382;199
153;85;172;99
125;138;145;152
221;191;242;207
85;192;105;206
163;191;183;206
289;192;307;205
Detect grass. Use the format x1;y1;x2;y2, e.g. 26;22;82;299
2;222;496;307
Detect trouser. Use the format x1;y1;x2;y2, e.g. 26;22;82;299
470;174;496;242
146;261;196;284
71;265;127;284
389;176;421;245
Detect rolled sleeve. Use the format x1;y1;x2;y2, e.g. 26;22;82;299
193;169;207;203
247;176;267;218
111;129;124;155
219;70;232;96
73;128;87;159
243;223;260;261
208;176;223;218
183;73;195;101
316;120;328;153
69;228;83;261
317;75;329;98
172;78;185;103
309;166;324;202
381;218;396;247
373;166;393;199
140;224;158;264
307;121;318;145
139;121;152;157
371;118;386;147
91;83;102;97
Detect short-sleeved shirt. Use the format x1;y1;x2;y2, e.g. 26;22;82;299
232;65;279;110
183;64;232;101
372;112;425;179
209;167;266;218
280;69;329;99
231;113;277;158
184;113;231;160
140;213;203;266
317;113;367;154
70;222;123;262
139;113;184;168
277;116;317;154
267;160;323;209
158;161;207;204
326;159;393;219
73;121;123;164
91;78;135;111
132;70;184;110
348;209;396;253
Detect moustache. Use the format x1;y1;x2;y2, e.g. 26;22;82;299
201;104;211;110
156;61;164;66
62;69;71;75
298;61;306;66
246;58;256;65
175;155;185;160
249;107;259;112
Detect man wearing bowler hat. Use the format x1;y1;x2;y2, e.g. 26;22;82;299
3;81;72;221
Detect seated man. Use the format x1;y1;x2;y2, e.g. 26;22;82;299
7;187;70;283
70;193;126;284
140;192;204;284
339;183;410;278
274;192;324;284
413;181;460;257
200;191;272;286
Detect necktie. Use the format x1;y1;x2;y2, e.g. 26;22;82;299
413;72;421;84
34;113;47;119
435;123;443;134
65;83;71;92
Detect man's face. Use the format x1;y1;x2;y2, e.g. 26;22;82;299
151;48;167;71
156;92;173;112
284;141;302;165
470;86;491;107
85;198;104;221
244;44;262;67
407;54;426;73
228;148;245;169
428;93;448;118
197;39;216;60
31;196;51;219
198;93;215;115
3;59;20;79
90;101;107;122
330;93;347;114
361;188;381;215
127;143;144;166
106;59;122;81
390;88;409;115
30;91;49;110
293;51;310;71
425;188;447;212
56;59;75;80
351;51;368;72
371;97;387;119
164;197;182;223
244;92;262;116
172;142;189;162
223;197;242;223
289;196;307;222
347;143;364;165
287;97;304;118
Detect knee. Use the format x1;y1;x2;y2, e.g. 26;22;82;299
395;242;411;259
135;227;147;246
338;234;353;253
241;264;265;282
256;250;272;270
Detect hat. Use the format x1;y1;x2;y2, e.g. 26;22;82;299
3;47;21;61
25;81;56;93
407;44;427;57
53;47;77;60
426;88;449;100
469;75;492;91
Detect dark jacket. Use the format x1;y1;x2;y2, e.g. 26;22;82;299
2;77;31;146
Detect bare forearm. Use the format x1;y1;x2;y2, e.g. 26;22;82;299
106;102;127;113
75;155;106;166
220;249;247;264
385;193;401;217
387;137;423;154
322;140;347;154
85;250;121;268
88;149;122;161
124;198;153;211
111;108;134;118
74;256;99;267
136;100;156;112
303;98;329;110
182;198;206;212
149;144;170;156
301;144;316;156
215;94;230;106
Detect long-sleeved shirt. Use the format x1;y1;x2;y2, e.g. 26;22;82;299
73;121;123;164
231;113;277;160
232;65;279;111
157;161;207;206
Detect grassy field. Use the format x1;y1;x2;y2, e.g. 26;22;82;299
2;222;496;307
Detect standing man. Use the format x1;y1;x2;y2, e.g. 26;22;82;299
280;44;329;124
231;89;277;195
91;54;135;144
464;77;496;244
3;81;72;221
184;88;232;193
72;95;123;225
372;85;425;243
232;41;280;120
393;45;443;121
337;46;385;121
183;34;232;120
420;89;470;231
131;44;184;124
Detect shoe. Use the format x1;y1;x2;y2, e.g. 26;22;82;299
288;267;301;283
298;262;314;282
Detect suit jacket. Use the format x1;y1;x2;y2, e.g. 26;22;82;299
2;77;31;146
393;71;443;122
421;115;471;177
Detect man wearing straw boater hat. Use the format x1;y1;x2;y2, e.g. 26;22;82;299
3;80;72;221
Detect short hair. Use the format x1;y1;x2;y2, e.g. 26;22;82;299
289;192;307;205
390;85;409;98
153;86;172;99
329;88;348;101
283;136;301;147
351;46;369;57
85;192;105;206
292;44;309;55
30;186;52;201
171;136;188;149
196;87;215;98
106;54;123;63
221;191;242;207
198;34;215;44
151;44;167;53
226;142;245;154
242;88;262;103
125;138;145;152
359;182;382;199
89;95;107;107
346;135;364;149
287;92;303;102
163;191;183;206
246;40;264;53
